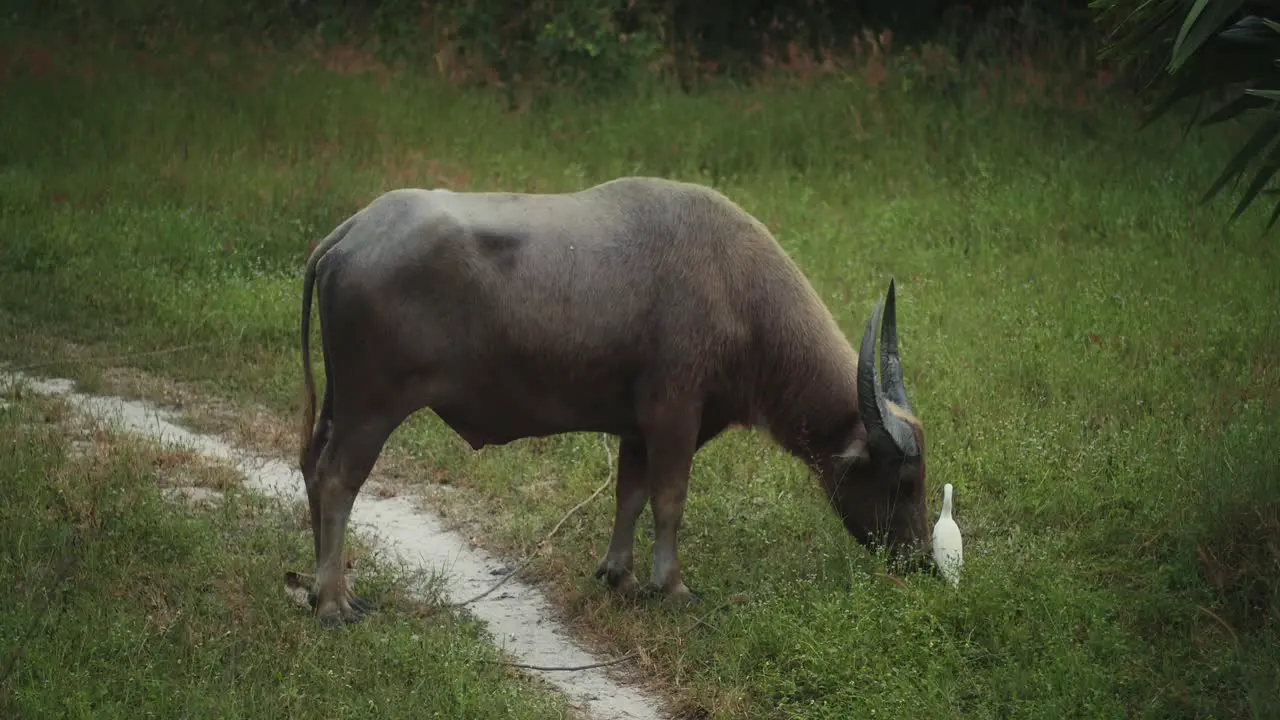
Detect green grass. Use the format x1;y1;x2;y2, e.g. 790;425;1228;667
1;32;1278;718
0;392;576;719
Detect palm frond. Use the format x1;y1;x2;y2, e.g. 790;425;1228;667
1094;0;1280;230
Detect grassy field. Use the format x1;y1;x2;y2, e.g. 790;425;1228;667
0;391;576;718
2;30;1278;719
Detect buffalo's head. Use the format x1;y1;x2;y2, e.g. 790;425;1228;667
821;279;930;567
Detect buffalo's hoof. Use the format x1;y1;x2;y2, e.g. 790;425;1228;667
641;581;699;606
594;561;640;595
315;594;372;628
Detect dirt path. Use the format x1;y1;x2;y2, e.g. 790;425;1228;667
1;371;667;720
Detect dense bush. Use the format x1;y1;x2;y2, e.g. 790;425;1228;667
5;0;1098;86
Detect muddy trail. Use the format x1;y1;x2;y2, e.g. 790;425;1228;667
0;371;668;720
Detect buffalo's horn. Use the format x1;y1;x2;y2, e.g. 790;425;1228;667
879;278;912;414
857;281;919;457
858;299;886;441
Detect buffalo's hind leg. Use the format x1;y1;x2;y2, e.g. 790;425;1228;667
301;378;334;567
594;436;648;595
309;417;395;626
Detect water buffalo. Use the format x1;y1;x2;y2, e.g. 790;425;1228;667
298;176;929;624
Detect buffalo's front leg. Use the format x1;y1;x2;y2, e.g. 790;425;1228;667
641;403;699;604
594;437;648;594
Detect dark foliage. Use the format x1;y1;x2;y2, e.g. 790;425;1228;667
1095;0;1280;229
6;0;1097;85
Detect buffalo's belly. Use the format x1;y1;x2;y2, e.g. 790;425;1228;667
427;371;640;449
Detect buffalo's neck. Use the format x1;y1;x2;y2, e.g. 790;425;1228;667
751;316;861;467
